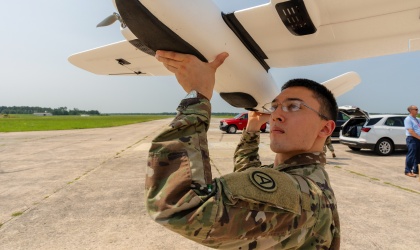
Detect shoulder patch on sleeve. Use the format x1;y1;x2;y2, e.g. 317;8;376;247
249;171;277;192
221;168;300;214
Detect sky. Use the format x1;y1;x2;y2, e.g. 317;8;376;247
1;0;419;114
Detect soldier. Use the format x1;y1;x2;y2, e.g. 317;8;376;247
146;50;340;249
324;136;337;158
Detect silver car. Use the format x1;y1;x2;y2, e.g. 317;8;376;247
339;112;407;156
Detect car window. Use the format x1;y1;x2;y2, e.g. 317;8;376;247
384;117;404;127
244;114;248;119
366;118;381;126
397;117;406;126
337;111;350;121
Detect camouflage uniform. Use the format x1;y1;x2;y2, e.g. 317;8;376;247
323;136;336;158
146;98;340;249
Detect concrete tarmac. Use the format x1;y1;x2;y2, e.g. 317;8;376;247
1;118;419;249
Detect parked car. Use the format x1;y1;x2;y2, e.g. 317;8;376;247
332;105;368;137
339;111;407;156
219;113;267;134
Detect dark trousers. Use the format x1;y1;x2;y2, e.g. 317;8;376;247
405;136;420;174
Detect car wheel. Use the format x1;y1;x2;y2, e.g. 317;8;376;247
227;125;237;134
260;128;266;133
375;138;394;156
348;146;361;151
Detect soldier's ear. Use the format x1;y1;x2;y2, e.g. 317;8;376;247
319;120;335;138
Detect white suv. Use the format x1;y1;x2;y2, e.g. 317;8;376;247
339;110;407;156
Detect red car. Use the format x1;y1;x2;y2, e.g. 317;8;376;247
219;113;267;134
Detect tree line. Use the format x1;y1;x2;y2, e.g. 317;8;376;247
0;106;100;115
0;106;240;116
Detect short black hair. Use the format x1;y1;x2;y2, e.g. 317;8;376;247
281;78;338;121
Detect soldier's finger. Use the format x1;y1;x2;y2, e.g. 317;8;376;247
155;54;181;70
156;50;185;62
210;52;229;69
162;63;177;73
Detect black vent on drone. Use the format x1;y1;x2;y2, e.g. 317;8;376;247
276;0;317;36
129;39;156;56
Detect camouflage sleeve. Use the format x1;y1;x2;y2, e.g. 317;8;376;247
233;131;262;172
146;97;213;221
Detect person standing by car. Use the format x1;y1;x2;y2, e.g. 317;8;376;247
404;105;420;177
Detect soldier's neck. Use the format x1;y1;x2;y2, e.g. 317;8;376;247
274;153;295;166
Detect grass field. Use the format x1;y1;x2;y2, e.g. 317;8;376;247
0;114;172;132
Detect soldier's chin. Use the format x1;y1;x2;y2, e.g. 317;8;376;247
270;144;285;153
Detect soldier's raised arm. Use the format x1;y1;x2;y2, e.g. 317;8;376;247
234;111;270;172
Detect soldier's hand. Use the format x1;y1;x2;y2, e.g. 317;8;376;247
155;50;229;100
246;111;270;132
